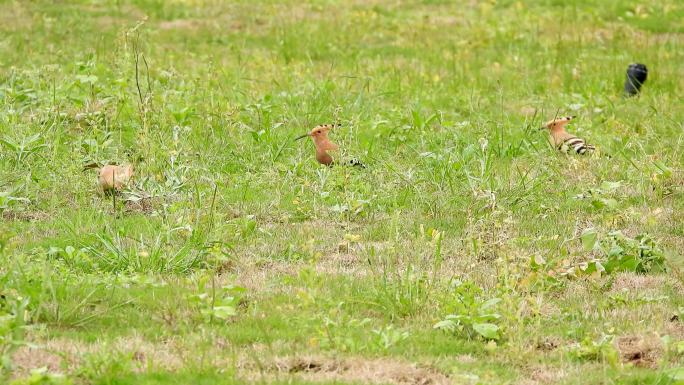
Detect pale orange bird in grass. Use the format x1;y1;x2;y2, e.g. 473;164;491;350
542;116;595;155
98;164;134;192
295;124;365;167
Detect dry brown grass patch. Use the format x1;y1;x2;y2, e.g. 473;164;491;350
315;252;368;276
158;19;204;31
462;212;517;263
0;2;32;32
521;365;566;385
11;346;64;378
616;334;662;368
664;319;684;340
1;210;50;222
535;336;562;352
241;355;450;385
610;273;677;294
124;196;160;214
12;335;185;376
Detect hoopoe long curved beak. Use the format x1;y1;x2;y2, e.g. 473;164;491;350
294;133;309;141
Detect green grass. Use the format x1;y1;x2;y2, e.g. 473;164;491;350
2;0;684;384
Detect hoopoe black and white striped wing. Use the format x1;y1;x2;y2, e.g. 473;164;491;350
345;158;366;168
559;137;595;155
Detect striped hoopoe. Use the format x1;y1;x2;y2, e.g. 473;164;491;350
98;164;134;192
295;124;365;167
542;116;595;155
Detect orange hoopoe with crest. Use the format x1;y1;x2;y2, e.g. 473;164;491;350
98;164;134;192
542;116;595;155
295;124;365;167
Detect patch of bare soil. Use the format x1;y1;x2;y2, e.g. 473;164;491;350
519;365;566;385
616;335;662;368
95;5;145;29
462;213;517;262
232;259;302;292
158;19;203;31
241;355;450;385
535;336;561;352
0;2;31;31
610;273;680;294
519;106;538;117
556;158;600;188
665;317;684;340
15;338;450;385
123;196;160;214
315;252;367;276
1;210;49;222
12;336;184;377
11;346;64;378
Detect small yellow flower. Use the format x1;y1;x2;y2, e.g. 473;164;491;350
344;233;361;242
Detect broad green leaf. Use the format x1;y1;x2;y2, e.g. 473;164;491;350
665;367;684;384
593;260;605;274
212;306;237;319
621;256;640;272
676;342;684;355
480;298;501;310
0;139;18;151
433;320;456;331
530;255;546;270
76;74;98;84
47;246;62;256
25;133;42;144
591;198;617;210
607;244;624;258
599;181;622;192
224;285;246;294
475;313;501;322
653;160;673;177
580;229;598;251
473;323;499;340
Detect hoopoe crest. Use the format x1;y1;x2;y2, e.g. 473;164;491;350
295;124;365;167
542;116;595;155
98;164;134;191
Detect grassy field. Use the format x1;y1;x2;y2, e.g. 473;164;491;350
1;0;684;384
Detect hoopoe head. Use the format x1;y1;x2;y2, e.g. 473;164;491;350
542;116;575;131
295;124;339;149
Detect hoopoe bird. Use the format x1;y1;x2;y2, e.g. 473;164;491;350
295;124;365;167
542;116;595;155
98;164;134;192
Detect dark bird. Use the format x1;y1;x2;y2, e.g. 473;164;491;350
624;63;648;97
